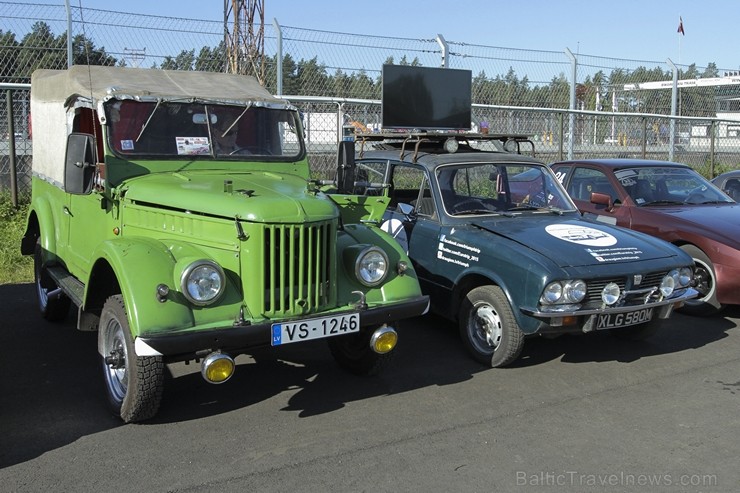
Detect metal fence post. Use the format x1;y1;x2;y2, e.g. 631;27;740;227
641;117;647;158
274;18;283;96
565;48;576;160
6;89;18;207
709;120;716;176
667;58;678;161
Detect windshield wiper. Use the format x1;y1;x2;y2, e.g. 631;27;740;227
639;200;683;206
135;99;162;142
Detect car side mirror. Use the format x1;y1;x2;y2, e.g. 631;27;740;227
335;140;356;194
65;133;97;195
590;191;614;212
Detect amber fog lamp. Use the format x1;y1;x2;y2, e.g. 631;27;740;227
370;326;398;354
201;352;235;384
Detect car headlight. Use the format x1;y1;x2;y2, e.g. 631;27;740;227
540;282;563;304
601;282;621;305
564;280;587;303
355;246;389;287
678;266;692;287
660;271;676;297
540;280;586;305
181;260;225;306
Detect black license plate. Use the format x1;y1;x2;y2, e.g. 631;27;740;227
596;308;653;330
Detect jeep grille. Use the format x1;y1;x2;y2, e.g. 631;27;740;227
262;221;335;316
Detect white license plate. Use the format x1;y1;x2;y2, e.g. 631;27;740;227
596;308;653;330
271;313;360;346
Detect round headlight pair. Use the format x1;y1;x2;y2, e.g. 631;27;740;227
181;260;225;306
540;280;587;305
355;246;389;287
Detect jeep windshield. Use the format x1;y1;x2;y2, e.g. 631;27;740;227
106;99;303;160
437;162;577;216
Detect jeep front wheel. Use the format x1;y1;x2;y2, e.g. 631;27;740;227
327;327;393;376
33;238;71;322
99;295;164;423
459;285;525;368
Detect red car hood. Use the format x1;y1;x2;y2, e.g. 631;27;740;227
637;203;740;247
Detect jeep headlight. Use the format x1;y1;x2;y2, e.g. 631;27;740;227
181;260;225;306
355;246;389;287
540;280;586;304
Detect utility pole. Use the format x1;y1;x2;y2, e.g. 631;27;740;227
224;0;265;85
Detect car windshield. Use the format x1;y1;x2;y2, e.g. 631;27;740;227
106;99;302;160
616;167;734;205
436;162;577;216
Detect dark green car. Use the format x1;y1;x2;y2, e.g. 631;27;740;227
353;133;697;367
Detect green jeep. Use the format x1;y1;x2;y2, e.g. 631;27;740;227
21;66;428;422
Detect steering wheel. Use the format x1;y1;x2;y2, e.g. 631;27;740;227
452;198;488;213
684;191;706;204
229;147;252;156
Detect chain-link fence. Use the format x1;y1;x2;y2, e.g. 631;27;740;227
3;2;740;200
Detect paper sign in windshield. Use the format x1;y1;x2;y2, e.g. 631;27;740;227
176;137;210;155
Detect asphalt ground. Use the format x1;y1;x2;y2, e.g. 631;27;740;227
1;282;739;492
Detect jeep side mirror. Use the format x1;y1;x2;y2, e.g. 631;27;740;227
65;133;97;195
335;140;356;194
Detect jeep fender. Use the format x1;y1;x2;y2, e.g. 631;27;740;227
89;238;196;338
336;223;423;305
22;196;56;257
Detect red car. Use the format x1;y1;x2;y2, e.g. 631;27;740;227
551;158;740;316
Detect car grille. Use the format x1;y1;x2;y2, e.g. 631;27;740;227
261;221;335;316
585;271;669;307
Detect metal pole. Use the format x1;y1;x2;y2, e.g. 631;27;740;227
565;48;577;160
667;58;678;161
274;18;283;96
436;34;449;68
709;121;716;176
65;0;72;67
6;90;18;207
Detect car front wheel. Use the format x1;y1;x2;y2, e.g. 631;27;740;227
459;285;525;368
99;295;164;423
679;245;723;316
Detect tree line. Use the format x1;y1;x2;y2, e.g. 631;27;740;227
0;21;729;117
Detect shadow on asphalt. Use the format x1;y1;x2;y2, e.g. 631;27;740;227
1;283;737;468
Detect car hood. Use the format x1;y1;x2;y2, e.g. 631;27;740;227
471;215;683;268
121;171;338;223
639;203;740;246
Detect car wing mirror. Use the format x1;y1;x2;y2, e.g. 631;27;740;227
590;191;614;212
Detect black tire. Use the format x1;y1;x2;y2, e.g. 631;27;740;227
33;238;71;322
610;318;662;341
679;245;723;316
327;327;393;376
459;285;525;368
99;295;164;423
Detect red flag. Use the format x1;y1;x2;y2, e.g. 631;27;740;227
677;16;685;35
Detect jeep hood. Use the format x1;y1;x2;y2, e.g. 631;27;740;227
472;216;682;268
122;171;338;223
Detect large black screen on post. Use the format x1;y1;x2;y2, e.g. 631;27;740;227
381;64;472;130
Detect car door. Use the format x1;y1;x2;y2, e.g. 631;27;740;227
379;163;447;295
560;165;632;227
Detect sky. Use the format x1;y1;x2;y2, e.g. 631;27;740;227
39;0;740;71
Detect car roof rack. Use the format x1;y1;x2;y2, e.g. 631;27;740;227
354;131;535;162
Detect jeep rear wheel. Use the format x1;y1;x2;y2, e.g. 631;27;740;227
459;285;525;368
327;327;393;376
33;238;70;322
99;295;164;423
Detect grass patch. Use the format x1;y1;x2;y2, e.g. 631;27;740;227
0;196;33;284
